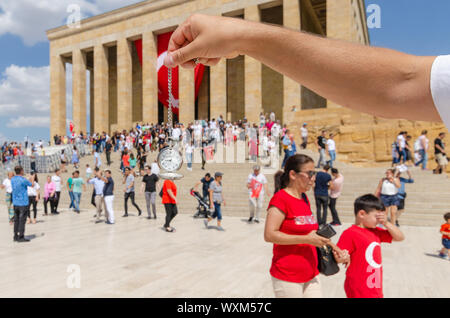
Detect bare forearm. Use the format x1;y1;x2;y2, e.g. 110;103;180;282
265;231;310;245
239;21;439;122
385;222;405;241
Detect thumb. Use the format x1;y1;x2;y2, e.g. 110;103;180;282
164;42;200;68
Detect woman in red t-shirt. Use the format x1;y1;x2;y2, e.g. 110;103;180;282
264;154;344;298
162;179;178;232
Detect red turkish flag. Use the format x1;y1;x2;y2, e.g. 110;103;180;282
69;121;74;133
134;32;205;118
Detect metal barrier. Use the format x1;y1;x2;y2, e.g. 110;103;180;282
0;142;92;180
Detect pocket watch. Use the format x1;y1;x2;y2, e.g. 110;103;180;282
157;67;184;180
157;142;184;180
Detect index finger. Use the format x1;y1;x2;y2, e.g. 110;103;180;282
168;20;194;53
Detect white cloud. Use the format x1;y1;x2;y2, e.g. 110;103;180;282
0;0;143;46
7;116;50;128
0;133;7;143
0;64;50;115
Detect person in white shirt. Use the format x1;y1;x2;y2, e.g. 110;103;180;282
172;124;182;141
414;130;429;170
300;123;308;149
247;165;270;223
27;172;40;224
51;169;62;214
193;121;203;147
210;119;217;130
1;171;14;224
271;121;281;139
163;15;450;131
88;169;106;222
151;160;160;176
326;133;337;168
94;150;102;168
328;168;344;226
185;141;194;171
396;131;407;164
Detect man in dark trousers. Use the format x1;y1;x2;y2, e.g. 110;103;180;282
313;164;331;226
315;130;327;168
105;140;113;166
11;166;34;242
141;165;159;219
434;132;448;174
193;173;213;203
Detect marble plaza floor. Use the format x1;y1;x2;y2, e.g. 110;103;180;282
0;207;449;298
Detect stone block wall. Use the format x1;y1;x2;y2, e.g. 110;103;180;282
287;107;450;171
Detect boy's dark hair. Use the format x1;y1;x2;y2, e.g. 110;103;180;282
205;173;211;178
94;167;100;172
444;212;450;221
14;165;23;175
323;164;331;172
331;168;339;174
55;168;60;173
74;170;80;175
354;194;385;216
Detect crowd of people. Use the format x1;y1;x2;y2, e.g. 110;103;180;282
1;112;449;299
392;130;448;174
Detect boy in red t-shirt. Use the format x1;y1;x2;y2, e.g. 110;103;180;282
336;194;405;298
438;212;450;258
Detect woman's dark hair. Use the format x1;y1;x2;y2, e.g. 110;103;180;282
31;171;38;183
331;168;339;174
444;212;450;221
274;154;314;193
354;194;384;215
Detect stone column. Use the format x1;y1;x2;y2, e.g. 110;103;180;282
327;0;352;109
117;38;133;130
72;49;87;135
90;70;95;134
94;44;109;133
179;67;195;125
283;0;302;125
50;51;66;139
210;59;227;121
142;32;158;125
244;6;262;124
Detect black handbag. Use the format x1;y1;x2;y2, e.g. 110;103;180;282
316;224;340;276
300;192;340;276
159;188;163;198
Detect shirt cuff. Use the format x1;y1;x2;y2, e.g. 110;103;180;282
430;55;450;130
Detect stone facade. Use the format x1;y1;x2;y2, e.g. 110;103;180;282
47;0;450;170
47;0;367;137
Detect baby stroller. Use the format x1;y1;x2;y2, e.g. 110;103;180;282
190;188;212;218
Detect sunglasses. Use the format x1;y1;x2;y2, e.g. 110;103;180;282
297;170;317;179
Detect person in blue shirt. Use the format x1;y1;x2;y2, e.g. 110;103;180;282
313;165;332;226
281;131;292;168
395;165;414;227
11;166;34;242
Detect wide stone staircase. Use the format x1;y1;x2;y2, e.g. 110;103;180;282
40;145;450;227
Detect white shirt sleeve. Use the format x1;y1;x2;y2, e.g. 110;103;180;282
430;55;450;130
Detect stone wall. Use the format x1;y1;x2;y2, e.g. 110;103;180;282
288;107;450;171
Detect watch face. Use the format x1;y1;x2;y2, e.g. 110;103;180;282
157;147;183;172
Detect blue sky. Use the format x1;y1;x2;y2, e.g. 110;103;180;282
0;0;449;143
